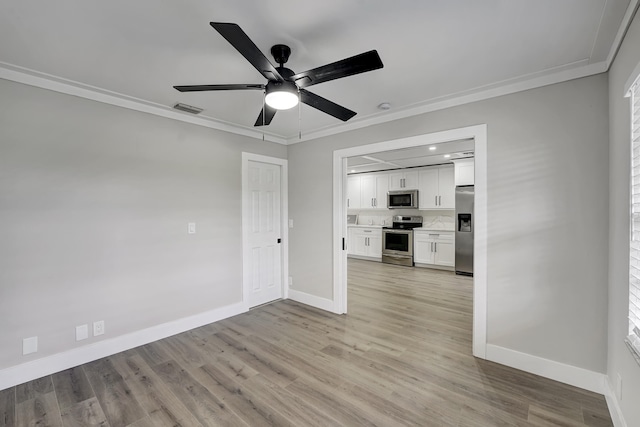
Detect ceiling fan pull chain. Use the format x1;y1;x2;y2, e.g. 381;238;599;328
298;90;302;140
262;89;266;141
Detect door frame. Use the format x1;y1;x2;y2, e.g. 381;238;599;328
241;153;289;310
332;124;488;359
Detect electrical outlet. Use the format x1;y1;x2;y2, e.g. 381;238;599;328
616;373;622;400
288;219;294;228
76;324;89;341
23;336;38;355
188;222;196;234
288;276;293;287
93;320;105;336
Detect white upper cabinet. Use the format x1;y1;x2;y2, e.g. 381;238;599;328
347;175;361;209
418;165;455;209
350;173;389;209
388;170;419;190
453;158;475;186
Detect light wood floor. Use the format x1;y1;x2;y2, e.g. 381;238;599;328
1;259;613;426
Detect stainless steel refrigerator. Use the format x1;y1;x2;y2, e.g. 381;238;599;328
455;185;474;276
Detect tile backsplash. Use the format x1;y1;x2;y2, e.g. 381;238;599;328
349;209;454;229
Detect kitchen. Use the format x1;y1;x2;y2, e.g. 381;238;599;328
346;139;475;275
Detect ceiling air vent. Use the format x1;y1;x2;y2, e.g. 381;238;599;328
173;103;203;115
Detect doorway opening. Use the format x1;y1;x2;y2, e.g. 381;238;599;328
332;125;487;358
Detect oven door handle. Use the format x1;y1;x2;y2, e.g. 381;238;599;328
383;229;412;234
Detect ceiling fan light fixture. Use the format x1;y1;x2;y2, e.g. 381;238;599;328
265;81;299;110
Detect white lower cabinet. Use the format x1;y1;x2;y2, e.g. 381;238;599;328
414;230;455;268
348;227;382;260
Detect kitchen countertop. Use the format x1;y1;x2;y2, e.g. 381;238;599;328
347;224;385;228
413;227;455;232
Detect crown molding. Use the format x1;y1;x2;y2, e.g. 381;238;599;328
0;63;288;145
605;0;640;68
286;60;608;144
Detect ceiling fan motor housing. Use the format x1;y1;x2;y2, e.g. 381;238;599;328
271;44;291;66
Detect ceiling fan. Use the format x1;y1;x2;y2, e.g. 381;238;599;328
173;22;384;127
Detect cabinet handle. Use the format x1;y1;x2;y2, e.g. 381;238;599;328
438;195;441;206
435;195;437;206
366;237;369;246
374;198;376;207
430;242;433;252
434;242;437;252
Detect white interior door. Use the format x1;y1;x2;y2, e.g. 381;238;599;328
246;160;283;307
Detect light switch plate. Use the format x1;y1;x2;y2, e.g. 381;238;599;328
76;324;89;341
188;223;196;234
23;336;38;355
288;219;294;228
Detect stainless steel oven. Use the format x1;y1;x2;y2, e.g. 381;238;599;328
381;216;423;267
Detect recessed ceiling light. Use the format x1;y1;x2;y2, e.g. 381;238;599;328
429;146;436;151
350;170;356;173
377;102;391;110
444;154;451;158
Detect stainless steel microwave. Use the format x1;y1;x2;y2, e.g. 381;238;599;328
387;190;419;209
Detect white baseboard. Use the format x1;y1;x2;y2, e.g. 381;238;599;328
485;344;606;394
603;377;628;427
0;302;246;390
288;289;336;313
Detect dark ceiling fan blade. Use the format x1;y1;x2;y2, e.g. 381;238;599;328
291;50;383;88
174;84;264;92
254;105;277;127
210;22;283;82
299;89;357;122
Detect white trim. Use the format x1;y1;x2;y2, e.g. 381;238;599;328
241;153;289;310
609;0;640;71
0;63;287;145
332;124;488;358
0;301;246;391
624;61;640;97
290;62;607;144
0;59;607;146
485;344;606;394
288;289;336;313
604;377;629;427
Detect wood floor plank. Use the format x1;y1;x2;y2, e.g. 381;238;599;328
83;358;146;427
15;376;54;404
0;387;15;427
110;352;203;427
51;367;94;410
59;397;108;427
150;359;249;427
15;391;62;427
195;363;292;426
213;331;299;388
134;341;172;367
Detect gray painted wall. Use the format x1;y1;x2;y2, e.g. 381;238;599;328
289;74;609;372
0;79;286;370
608;7;640;426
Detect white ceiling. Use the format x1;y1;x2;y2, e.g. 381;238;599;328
348;139;475;174
0;1;633;143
